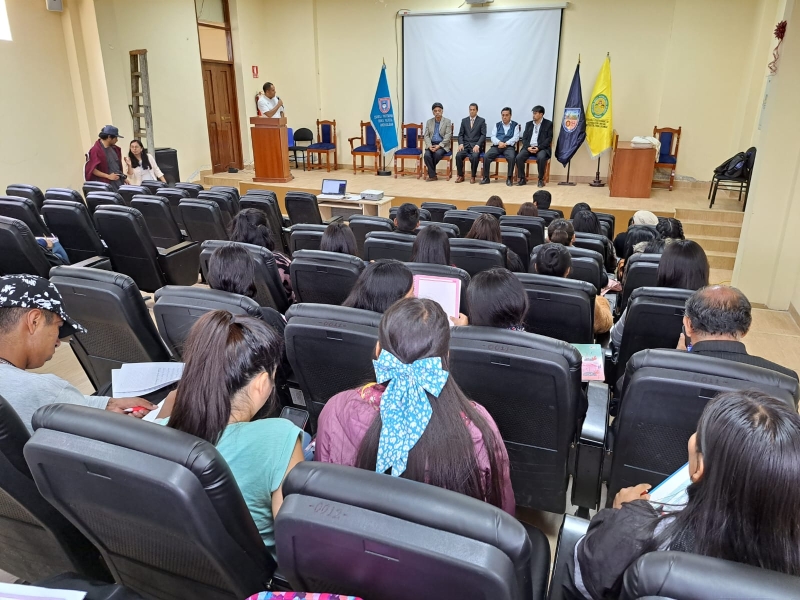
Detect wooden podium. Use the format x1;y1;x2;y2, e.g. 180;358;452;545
250;117;293;183
608;131;657;198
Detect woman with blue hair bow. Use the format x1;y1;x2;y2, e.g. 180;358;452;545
316;297;515;514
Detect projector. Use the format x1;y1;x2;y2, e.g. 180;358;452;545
360;190;385;201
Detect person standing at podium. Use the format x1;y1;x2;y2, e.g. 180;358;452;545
257;82;285;118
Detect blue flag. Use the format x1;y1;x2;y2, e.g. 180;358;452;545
370;65;399;153
554;63;586;166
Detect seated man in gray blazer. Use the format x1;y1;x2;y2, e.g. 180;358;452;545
423;102;452;181
455;103;487;184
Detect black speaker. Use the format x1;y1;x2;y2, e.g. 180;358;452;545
154;147;180;184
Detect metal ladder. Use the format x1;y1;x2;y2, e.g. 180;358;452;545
129;50;154;150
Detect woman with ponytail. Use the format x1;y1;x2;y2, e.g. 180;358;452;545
166;310;304;557
315;297;515;514
229;208;293;300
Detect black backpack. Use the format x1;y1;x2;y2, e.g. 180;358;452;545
714;151;747;178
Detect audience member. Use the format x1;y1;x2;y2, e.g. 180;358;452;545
466;214;524;272
572;209;617;272
166;310;304;557
319;222;358;256
547;218;575;246
315;297;515;514
410;224;450;266
566;389;800;599
613;216;635;258
517;202;538;217
618;225;659;280
642;238;666;254
570;202;592;219
611;240;709;348
533;189;552;210
342;259;414;313
534;243;613;334
228;208;292;300
458;268;528;330
486;195;505;210
657;217;685;240
631;210;659;227
84;125;125;190
124;139;166;186
394;203;420;235
680;286;798;379
0;275;155;432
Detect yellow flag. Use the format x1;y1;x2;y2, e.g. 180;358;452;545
586;56;613;158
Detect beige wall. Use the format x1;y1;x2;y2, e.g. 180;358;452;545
0;1;85;190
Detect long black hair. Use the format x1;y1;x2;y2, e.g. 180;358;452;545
128;139;151;170
656;240;709;290
168;310;283;445
228;208;275;251
342;259;413;313
320;222;358;256
653;390;800;576
623;225;658;262
355;297;505;509
570;202;592;219
467;268;528;329
207;243;257;298
572;210;602;235
411;225;450;265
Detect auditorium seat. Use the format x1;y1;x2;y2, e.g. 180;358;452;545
449;238;506;276
536;208;563;226
468;205;506;218
593;350;800;508
178;198;229;243
0;394;111;583
596;212;615;239
363;230;416;262
619;253;662;313
573;231;609;264
26;404;279;600
621;551;800;600
501;225;532;270
406;262;470;315
130;195;185;248
199;240;291;313
154;187;190;230
206;187;240;214
548;515;590;600
417;220;460;237
140;180;166;194
531;244;606;291
443;209;480;237
348;214;394;257
515;273;595;344
49;266;172;388
197;191;235;226
117;184;148;206
0;195;51;237
6;184;45;211
288;223;326;253
45;188;84;205
85;191;125;216
499;215;545;249
389;206;431;221
82;181;113;199
0;217;108;277
210;185;241;203
289;249;364;305
41;200;107;263
285;304;381;425
276;462;551;600
174;182;204;198
285;191;342;226
420;201;457;222
93;205;201;292
448;326;591;513
239;192;289;254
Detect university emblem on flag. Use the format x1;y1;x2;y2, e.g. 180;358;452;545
591;95;609;119
379;98;391;114
562;108;581;133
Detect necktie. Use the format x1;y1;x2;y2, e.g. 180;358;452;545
470;118;475;128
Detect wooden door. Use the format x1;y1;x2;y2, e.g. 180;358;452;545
202;61;243;173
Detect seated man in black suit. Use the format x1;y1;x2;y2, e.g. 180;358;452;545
515;105;553;188
455;103;486;184
393;202;420;235
680;285;798;380
480;107;520;187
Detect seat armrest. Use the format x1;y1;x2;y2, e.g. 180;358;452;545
548;515;591;600
157;241;197;256
281;217;291;227
605;293;618;315
347;136;360;150
157;241;201;287
323;215;343;225
72;256;112;271
571;381;609;513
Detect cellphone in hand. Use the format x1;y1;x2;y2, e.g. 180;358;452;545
280;406;309;430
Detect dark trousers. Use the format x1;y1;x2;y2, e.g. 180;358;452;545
456;144;482;177
515;148;551;181
483;145;516;180
424;147;447;177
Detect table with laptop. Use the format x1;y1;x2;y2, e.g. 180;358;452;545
317;178;393;219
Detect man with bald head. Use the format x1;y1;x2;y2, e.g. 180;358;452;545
681;285;797;380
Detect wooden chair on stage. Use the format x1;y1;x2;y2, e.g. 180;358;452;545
423;123;455;181
524;156;551;184
489;140;520;181
652;126;681;191
394;123;423;178
307;119;337;172
348;121;382;175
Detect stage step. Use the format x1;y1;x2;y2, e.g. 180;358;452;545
705;250;737;270
691;234;740;254
682;220;742;238
675;208;743;224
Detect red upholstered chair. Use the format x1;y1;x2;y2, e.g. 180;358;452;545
652;126;681;191
307;120;338;172
348;121;382;175
393;123;423;178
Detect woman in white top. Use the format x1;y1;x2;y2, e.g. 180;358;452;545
124;139;166;186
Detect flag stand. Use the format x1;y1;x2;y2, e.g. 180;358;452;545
377;153;391;176
589;157;605;187
558;161;577;186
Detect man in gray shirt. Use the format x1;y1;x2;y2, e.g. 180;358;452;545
0;275;156;432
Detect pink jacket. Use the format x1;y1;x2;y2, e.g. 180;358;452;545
315;383;516;515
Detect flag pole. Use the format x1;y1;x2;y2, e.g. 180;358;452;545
377;57;392;176
589;157;605;187
558;161;576;186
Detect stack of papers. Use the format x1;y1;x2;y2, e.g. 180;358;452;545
412;275;461;325
649;462;691;510
572;344;605;381
111;362;184;397
0;582;86;600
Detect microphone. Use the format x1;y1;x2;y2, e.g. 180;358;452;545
277;96;285;109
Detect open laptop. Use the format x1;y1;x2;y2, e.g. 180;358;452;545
318;178;348;200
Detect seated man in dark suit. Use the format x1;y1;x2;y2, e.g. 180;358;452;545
480;107;520;187
515;105;553;188
393;202;420;235
455;103;487;184
680;285;798;380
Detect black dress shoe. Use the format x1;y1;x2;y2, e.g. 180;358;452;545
479;178;490;185
537;180;545;187
517;178;527;186
506;178;513;187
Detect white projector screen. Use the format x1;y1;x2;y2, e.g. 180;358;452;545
403;9;562;129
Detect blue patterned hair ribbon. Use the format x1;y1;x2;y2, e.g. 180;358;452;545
373;350;449;477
